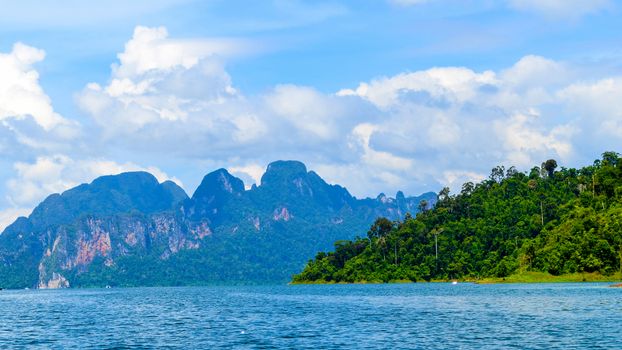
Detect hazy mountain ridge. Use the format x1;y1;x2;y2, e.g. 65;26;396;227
0;160;435;288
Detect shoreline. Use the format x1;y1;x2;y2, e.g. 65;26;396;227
291;271;622;285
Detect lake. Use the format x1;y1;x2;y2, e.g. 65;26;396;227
1;283;620;349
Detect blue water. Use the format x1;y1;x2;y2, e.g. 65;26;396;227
1;283;621;349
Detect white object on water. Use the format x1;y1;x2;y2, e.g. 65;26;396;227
452;281;458;285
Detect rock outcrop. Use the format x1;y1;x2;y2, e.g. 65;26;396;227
0;161;436;289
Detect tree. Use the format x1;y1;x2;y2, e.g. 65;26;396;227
527;179;537;190
506;166;519;178
529;166;541;179
294;152;622;284
542;159;558;178
461;182;474;196
367;217;394;240
490;166;505;183
418;200;428;213
601;151;619;167
438;187;450;202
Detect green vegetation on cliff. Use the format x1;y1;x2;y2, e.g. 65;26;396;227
0;161;435;289
293;152;622;283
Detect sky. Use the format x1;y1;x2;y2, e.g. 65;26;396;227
1;0;622;230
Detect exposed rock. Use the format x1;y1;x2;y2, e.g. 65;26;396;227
190;222;212;239
0;162;437;288
125;231;138;246
273;207;292;222
251;216;260;231
38;272;70;289
331;217;344;224
75;227;111;267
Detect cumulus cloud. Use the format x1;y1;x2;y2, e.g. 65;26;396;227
0;42;80;161
266;84;364;140
557;77;622;154
508;0;612;19
442;171;487;192
114;26;252;78
501;55;571;90
72;26;622;205
77;26;374;162
78;26;241;133
493;111;575;168
7;22;621;235
78;26;267;155
0;43;74;131
228;164;265;189
336;53;619;191
338;67;497;109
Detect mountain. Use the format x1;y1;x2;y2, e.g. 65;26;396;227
0;161;435;289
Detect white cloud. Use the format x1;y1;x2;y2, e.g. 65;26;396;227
508;0;612;19
228;164;265;189
442;171;486;192
0;43;73;131
114;26;252;78
73;26;622;200
0;42;81;164
266;84;350;140
77;26;373;161
350;123;414;171
338;67;497;109
558;77;622;140
335;54;620;193
501;55;570;89
493;112;575;168
77;26;247;141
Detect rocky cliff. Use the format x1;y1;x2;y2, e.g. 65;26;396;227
0;161;436;288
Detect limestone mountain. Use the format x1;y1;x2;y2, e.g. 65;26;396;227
0;161;435;288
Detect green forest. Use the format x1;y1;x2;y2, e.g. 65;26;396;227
292;152;622;283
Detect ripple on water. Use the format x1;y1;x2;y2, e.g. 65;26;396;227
0;283;621;349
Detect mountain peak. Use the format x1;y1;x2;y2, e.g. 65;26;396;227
261;160;308;187
265;160;307;175
0;159;436;288
91;171;159;188
25;171;187;229
185;169;245;223
192;168;245;200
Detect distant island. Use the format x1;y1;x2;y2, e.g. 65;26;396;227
0;160;434;289
293;152;622;284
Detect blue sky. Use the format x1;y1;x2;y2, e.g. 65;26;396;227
1;0;622;229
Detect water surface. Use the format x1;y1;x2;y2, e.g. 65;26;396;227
1;283;621;349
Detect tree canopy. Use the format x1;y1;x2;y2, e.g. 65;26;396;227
293;152;622;283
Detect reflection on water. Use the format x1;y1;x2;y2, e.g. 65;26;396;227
1;283;620;349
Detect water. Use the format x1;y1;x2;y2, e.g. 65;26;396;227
1;283;621;349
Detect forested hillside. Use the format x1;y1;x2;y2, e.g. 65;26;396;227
0;161;435;289
293;152;622;283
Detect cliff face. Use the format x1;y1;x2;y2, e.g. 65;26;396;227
0;162;436;289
